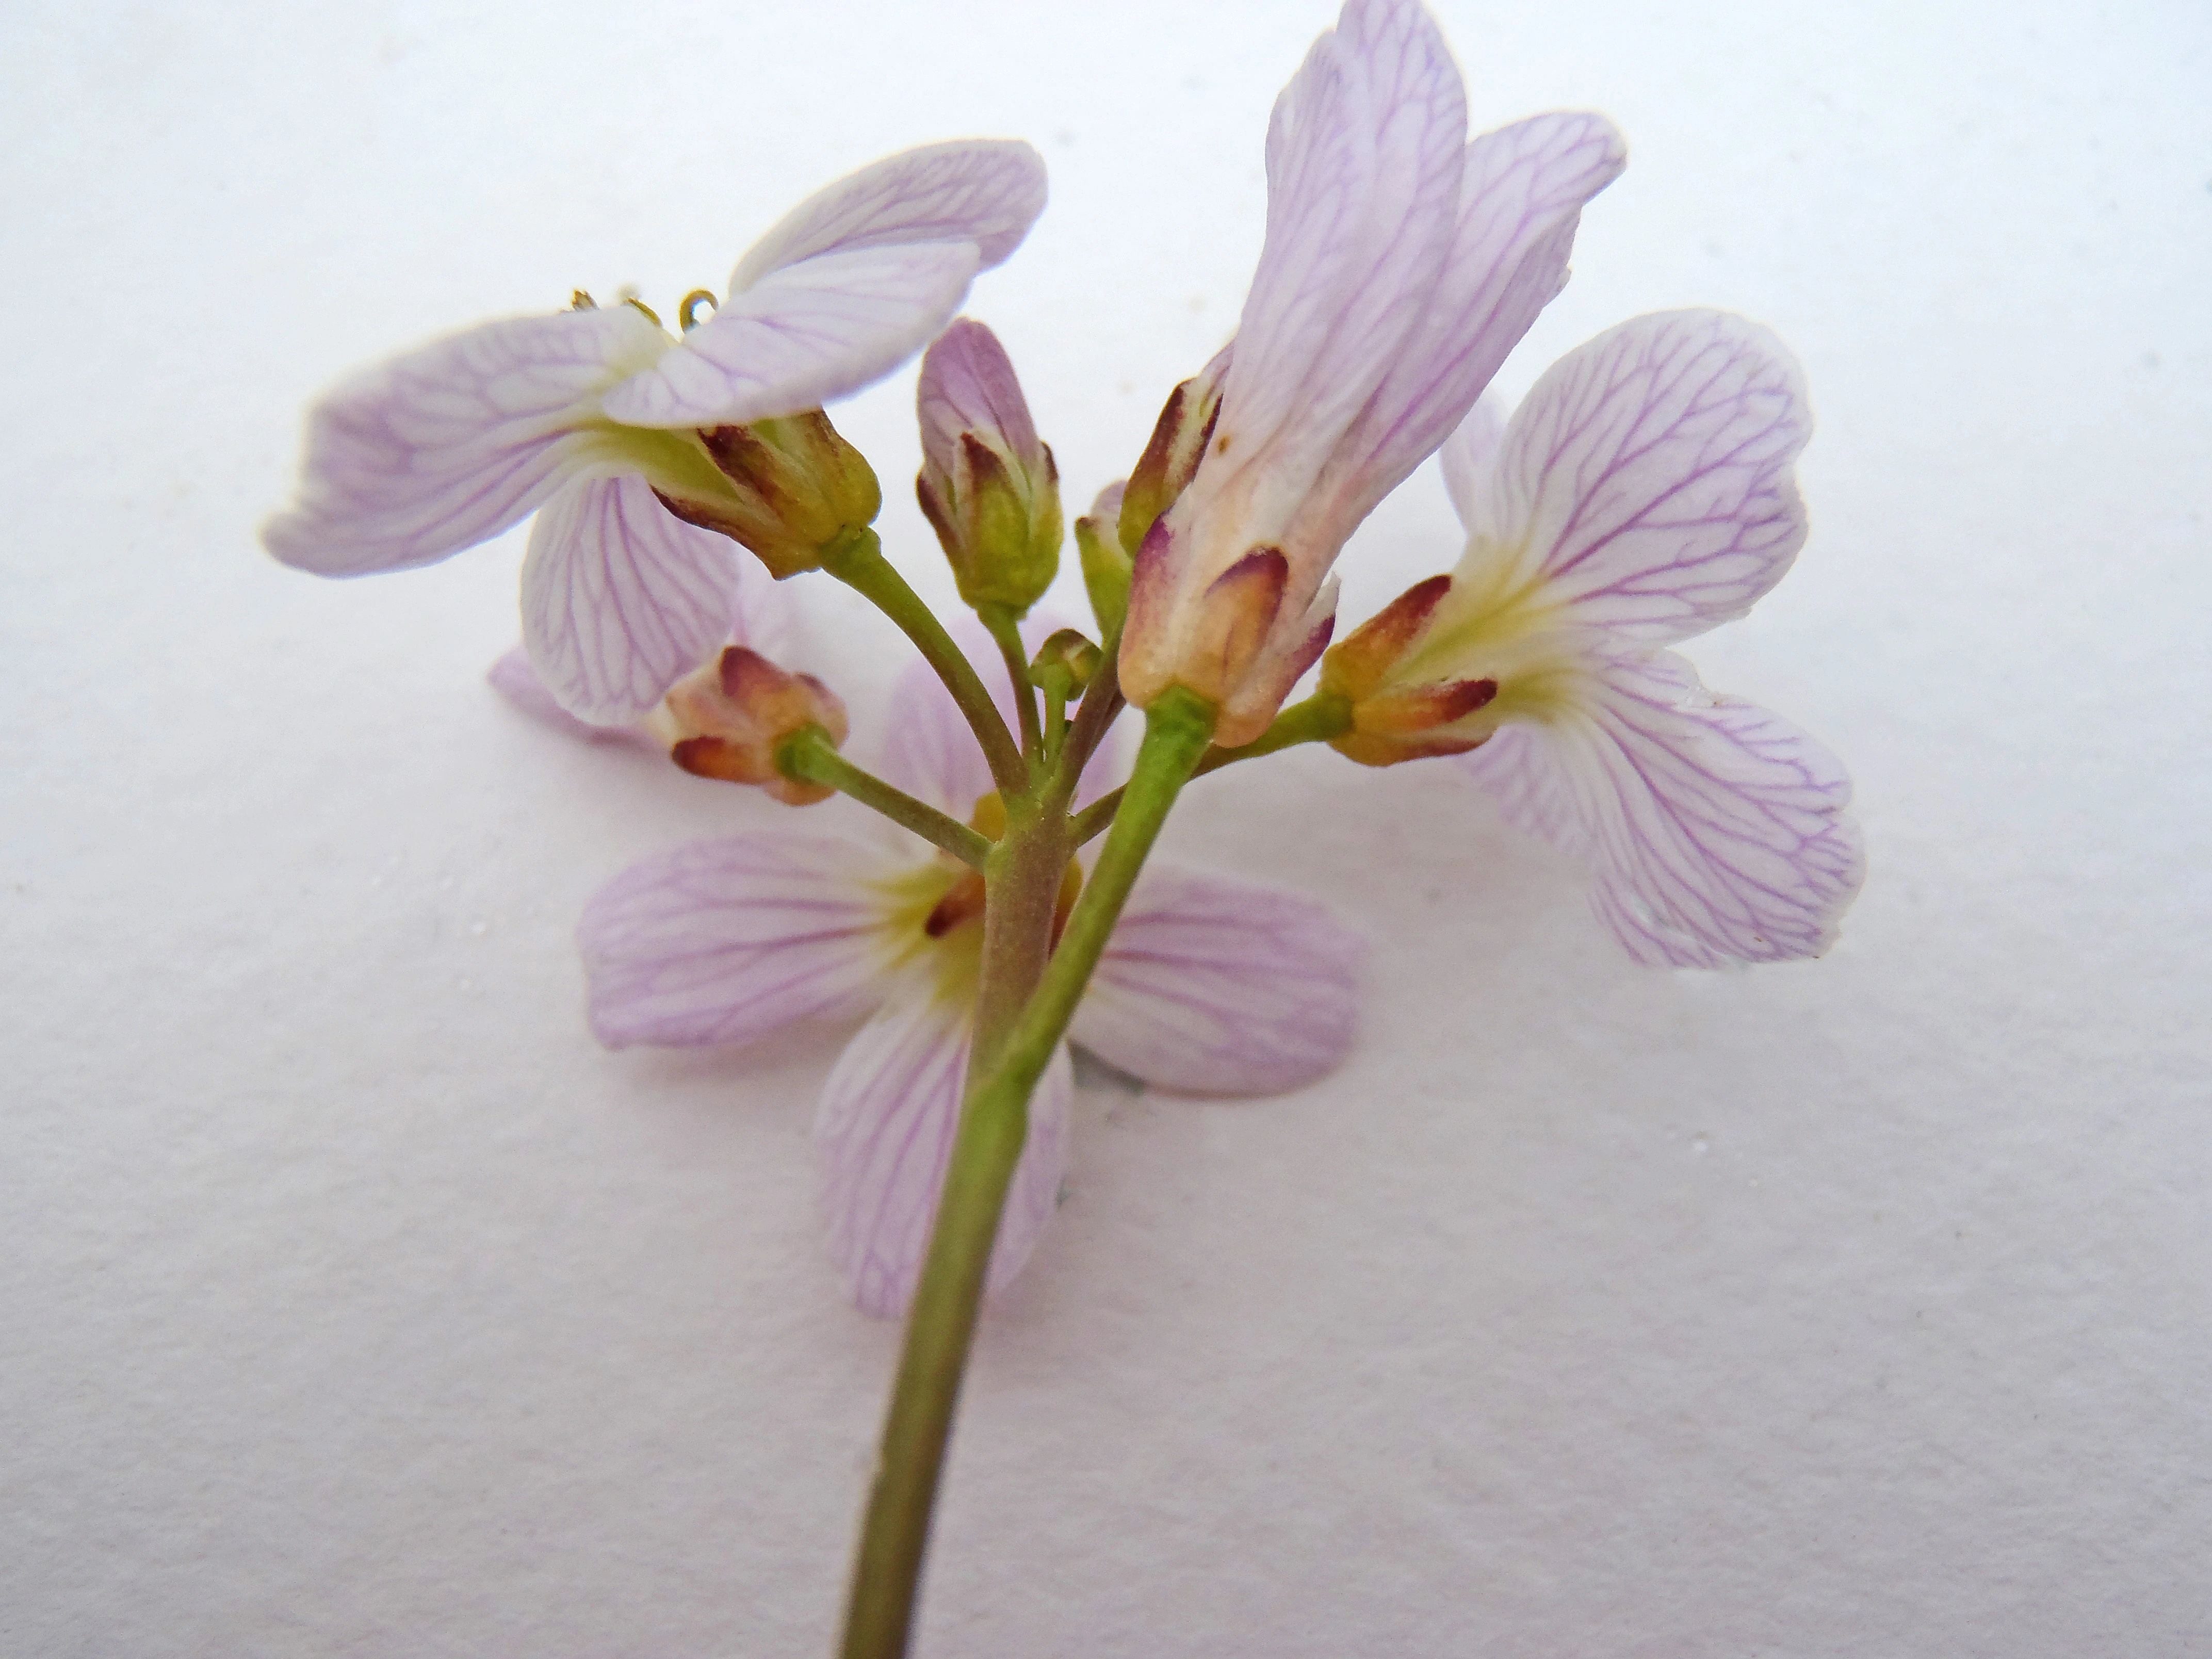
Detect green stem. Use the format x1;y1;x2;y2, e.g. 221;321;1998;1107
1049;613;1127;809
968;799;1072;1076
1069;687;1351;845
979;605;1042;767
822;529;1028;797
836;688;1218;1659
1044;688;1066;764
776;728;990;869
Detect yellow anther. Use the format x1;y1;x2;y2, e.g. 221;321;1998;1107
571;289;598;310
679;289;719;331
622;296;662;327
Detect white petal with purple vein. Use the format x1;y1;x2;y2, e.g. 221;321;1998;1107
1439;393;1507;528
1463;648;1862;967
487;646;660;750
263;307;668;576
1327;110;1627;516
728;139;1047;294
817;979;1071;1319
579;833;899;1048
521;474;742;725
1070;864;1365;1096
1473;310;1811;642
600;242;982;429
1220;0;1466;496
487;553;786;746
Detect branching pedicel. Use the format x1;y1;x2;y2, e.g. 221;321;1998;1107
264;0;1863;1651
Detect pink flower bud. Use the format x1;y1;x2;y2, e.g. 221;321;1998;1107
663;646;850;805
915;319;1062;614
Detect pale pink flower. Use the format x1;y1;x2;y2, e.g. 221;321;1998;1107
265;141;1046;725
1333;310;1863;966
1119;0;1627;745
573;632;1365;1316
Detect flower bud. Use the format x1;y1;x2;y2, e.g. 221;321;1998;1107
658;410;882;579
915;319;1062;615
1029;627;1102;703
1075;480;1131;636
1117;344;1230;557
660;645;850;805
1318;575;1500;768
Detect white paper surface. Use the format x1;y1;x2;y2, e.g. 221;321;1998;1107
5;1;2208;1653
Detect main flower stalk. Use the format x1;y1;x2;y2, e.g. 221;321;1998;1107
838;688;1217;1659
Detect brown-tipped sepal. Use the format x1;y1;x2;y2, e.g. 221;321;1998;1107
1181;546;1289;708
1118;346;1229;556
663;645;849;805
1319;574;1506;767
672;410;882;578
1328;677;1499;768
1319;574;1453;702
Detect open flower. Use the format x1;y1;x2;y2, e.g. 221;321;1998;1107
1118;0;1626;744
1321;309;1863;966
265;140;1047;725
574;637;1365;1316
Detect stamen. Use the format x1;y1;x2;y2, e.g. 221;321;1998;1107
571;289;598;310
679;289;720;331
622;296;663;326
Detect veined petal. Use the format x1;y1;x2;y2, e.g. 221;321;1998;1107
1470;310;1812;641
727;139;1048;295
1463;647;1862;967
578;833;900;1048
521;475;743;724
1218;0;1467;506
487;646;660;750
599;242;982;429
490;553;794;743
1438;392;1507;528
1070;864;1364;1095
1325;110;1628;522
817;978;1072;1319
263;307;669;575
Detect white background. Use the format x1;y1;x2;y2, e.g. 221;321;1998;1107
5;1;2208;1654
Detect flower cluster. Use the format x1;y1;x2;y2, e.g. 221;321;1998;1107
266;5;1866;1644
265;140;1046;724
266;0;1860;1324
499;627;1362;1315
